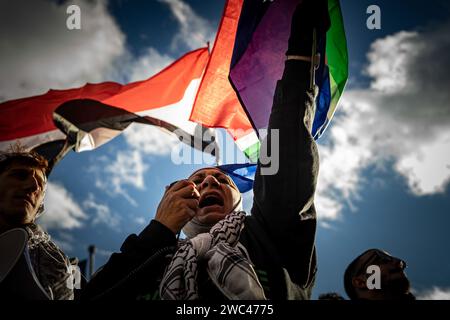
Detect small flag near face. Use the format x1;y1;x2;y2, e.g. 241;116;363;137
0;48;218;163
218;163;257;193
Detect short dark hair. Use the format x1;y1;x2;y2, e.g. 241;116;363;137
318;292;345;300
0;150;49;178
344;249;377;300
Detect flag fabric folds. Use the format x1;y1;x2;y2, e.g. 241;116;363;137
1;0;348;181
191;0;260;162
217;163;256;193
200;0;348;190
313;0;348;138
229;0;348;141
193;0;347;163
229;0;300;135
0;48;217;162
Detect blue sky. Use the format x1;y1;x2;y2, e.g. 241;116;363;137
1;0;450;299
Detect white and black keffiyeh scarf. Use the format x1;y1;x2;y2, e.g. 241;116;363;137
159;211;266;300
25;224;74;300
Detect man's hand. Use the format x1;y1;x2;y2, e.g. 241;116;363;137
286;0;331;57
155;180;200;234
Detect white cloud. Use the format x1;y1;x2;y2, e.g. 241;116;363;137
417;287;450;300
0;0;178;101
134;216;147;226
366;31;420;94
124;123;180;156
41;181;88;230
83;193;121;230
89;125;181;203
395;132;450;195
127;48;174;82
315;190;344;223
159;0;215;51
106;150;148;192
93;150;149;205
316;20;450;221
1;0;216;210
0;0;126;101
52;232;75;253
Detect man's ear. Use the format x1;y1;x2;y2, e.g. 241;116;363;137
352;275;367;289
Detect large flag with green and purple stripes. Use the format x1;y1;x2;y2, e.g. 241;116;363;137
229;0;348;142
191;0;348;162
209;0;348;189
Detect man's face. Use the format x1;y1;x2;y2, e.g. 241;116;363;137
0;163;46;227
188;168;241;225
356;249;411;299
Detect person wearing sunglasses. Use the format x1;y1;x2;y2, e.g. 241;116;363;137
344;249;415;300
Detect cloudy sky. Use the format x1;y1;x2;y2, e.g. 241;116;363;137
1;0;450;299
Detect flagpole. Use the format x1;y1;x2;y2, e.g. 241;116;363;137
215;129;221;166
88;245;96;281
204;40;219;166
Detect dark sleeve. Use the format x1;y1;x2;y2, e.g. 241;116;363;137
81;220;176;300
251;60;319;287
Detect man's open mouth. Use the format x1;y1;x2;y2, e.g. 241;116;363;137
199;192;224;208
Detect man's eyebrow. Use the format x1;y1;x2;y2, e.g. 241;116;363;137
8;168;29;175
215;172;233;183
10;167;46;180
190;171;229;180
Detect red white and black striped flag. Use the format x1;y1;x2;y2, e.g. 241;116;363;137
0;48;217;165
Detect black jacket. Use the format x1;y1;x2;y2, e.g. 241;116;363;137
82;60;319;301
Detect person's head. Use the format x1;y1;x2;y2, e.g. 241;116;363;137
318;292;345;300
344;249;414;300
0;150;48;230
182;167;241;236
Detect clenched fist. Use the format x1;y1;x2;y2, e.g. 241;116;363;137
155;180;200;234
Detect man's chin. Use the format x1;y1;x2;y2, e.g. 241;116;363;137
10;199;35;214
2;209;34;226
385;276;411;297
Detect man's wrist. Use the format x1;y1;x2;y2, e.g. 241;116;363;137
138;219;177;249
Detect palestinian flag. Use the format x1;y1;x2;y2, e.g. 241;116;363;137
0;48;217;164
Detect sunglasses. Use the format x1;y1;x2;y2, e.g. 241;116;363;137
354;250;406;277
166;173;235;192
